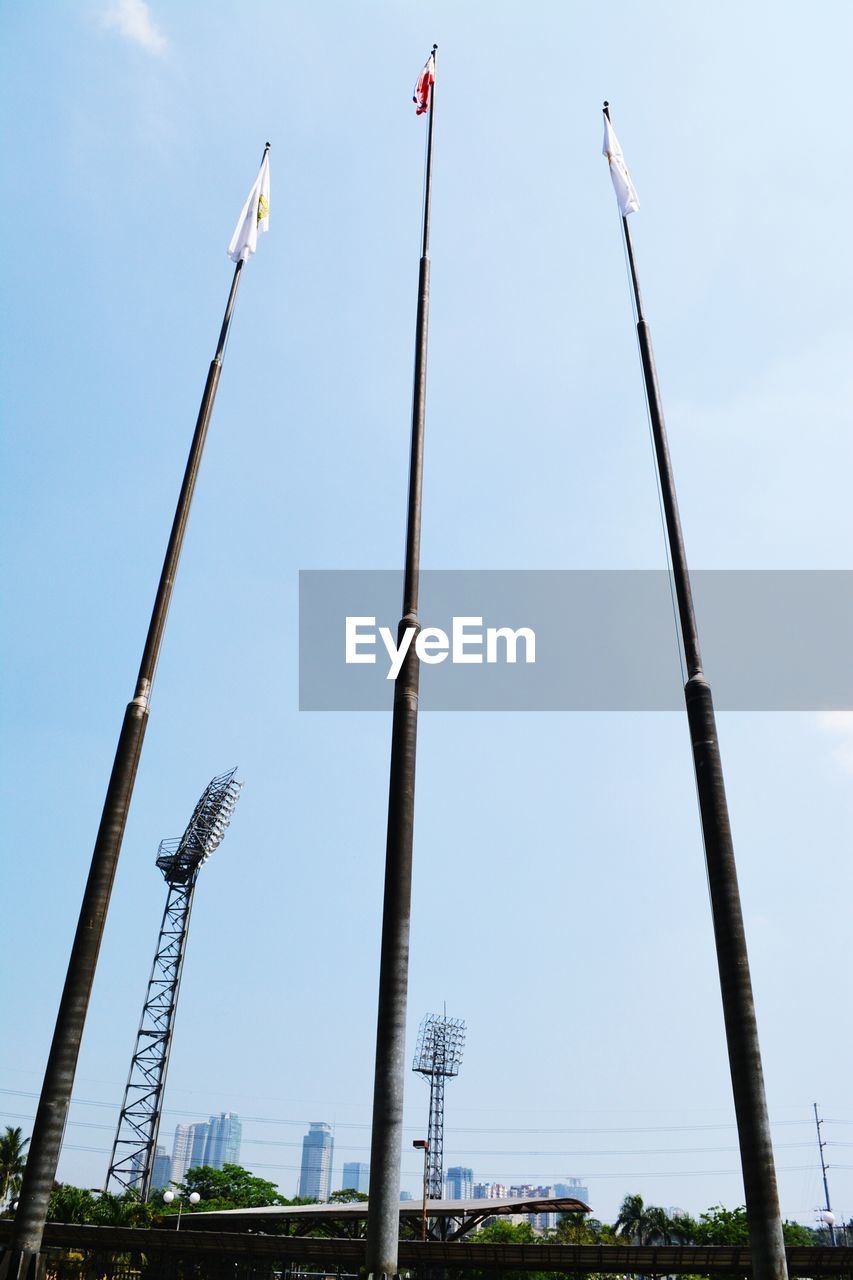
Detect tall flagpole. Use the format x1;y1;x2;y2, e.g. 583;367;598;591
365;47;437;1280
603;103;788;1280
1;143;270;1280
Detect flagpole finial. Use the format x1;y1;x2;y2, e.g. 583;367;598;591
603;100;611;119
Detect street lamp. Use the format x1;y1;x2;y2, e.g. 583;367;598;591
162;1188;200;1229
413;1140;429;1243
818;1210;837;1246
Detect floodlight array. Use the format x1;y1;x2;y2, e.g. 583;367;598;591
156;767;242;884
412;1012;466;1078
107;767;243;1197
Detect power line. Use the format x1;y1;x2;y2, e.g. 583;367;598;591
1;1089;845;1135
54;1144;852;1181
0;1110;825;1158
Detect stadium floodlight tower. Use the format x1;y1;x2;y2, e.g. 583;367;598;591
106;768;242;1198
412;1011;466;1203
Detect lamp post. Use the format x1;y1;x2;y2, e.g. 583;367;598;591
162;1189;200;1230
413;1140;429;1243
818;1210;837;1245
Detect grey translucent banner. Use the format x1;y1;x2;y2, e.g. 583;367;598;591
298;570;853;711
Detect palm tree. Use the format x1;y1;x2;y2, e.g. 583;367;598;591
643;1205;673;1245
669;1212;697;1245
614;1193;648;1243
0;1127;29;1208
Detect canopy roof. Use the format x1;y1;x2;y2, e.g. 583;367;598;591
186;1194;591;1232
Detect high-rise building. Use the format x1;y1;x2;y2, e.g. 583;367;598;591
298;1122;334;1201
554;1178;589;1205
445;1167;473;1200
190;1122;210;1168
400;1191;413;1201
473;1182;506;1199
170;1122;210;1184
204;1112;242;1170
151;1146;172;1191
341;1161;369;1195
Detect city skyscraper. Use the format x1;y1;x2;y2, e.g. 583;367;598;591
203;1112;242;1170
445;1166;474;1200
341;1161;369;1194
150;1146;172;1191
298;1122;334;1201
554;1178;589;1204
170;1121;210;1184
189;1122;209;1168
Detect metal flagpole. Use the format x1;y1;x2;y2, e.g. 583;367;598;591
365;47;437;1280
603;102;788;1280
1;144;269;1280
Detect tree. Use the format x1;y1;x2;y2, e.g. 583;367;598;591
613;1194;679;1245
173;1164;286;1211
780;1219;817;1247
0;1127;29;1208
669;1211;698;1244
555;1213;620;1245
693;1204;813;1248
47;1185;98;1225
693;1204;751;1246
614;1193;649;1244
643;1204;673;1245
470;1219;537;1243
47;1184;154;1227
329;1189;369;1204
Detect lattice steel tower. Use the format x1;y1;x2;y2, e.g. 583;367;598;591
412;1012;465;1201
106;769;242;1197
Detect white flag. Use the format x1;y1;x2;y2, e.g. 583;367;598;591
602;116;639;217
227;151;270;263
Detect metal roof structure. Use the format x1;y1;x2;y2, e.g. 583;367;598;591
184;1195;591;1240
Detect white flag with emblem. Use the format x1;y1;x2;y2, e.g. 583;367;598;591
602;116;639;216
227;150;270;263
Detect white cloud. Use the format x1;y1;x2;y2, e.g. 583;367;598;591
101;0;168;56
816;711;853;776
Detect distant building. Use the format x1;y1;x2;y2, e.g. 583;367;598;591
445;1167;474;1200
554;1178;589;1205
509;1184;536;1199
151;1146;172;1191
400;1191;413;1201
190;1123;210;1168
473;1182;506;1199
171;1122;210;1184
508;1184;558;1233
341;1161;369;1194
204;1112;242;1170
299;1122;334;1201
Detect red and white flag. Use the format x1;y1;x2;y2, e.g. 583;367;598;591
413;53;435;115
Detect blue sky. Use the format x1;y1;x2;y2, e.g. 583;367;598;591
1;0;852;1226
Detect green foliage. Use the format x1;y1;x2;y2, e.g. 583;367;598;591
47;1184;154;1227
172;1163;286;1212
614;1193;676;1245
555;1213;619;1244
0;1127;29;1208
614;1192;647;1242
693;1204;751;1246
780;1219;818;1246
470;1218;537;1243
329;1188;369;1203
670;1212;699;1244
